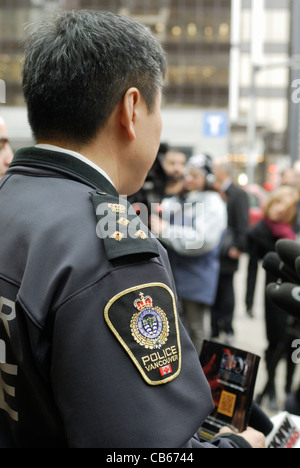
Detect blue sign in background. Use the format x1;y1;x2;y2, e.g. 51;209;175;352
203;112;228;138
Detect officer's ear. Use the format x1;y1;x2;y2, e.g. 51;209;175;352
119;87;141;142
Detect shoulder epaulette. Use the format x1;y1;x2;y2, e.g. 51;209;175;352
90;190;159;261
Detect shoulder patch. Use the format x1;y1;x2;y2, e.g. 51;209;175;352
104;283;182;385
90;191;159;261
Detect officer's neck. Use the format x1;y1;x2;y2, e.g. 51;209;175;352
36;136;121;192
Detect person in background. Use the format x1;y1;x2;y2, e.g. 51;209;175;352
246;185;299;410
151;154;227;354
127;143;167;226
291;161;300;240
280;167;296;187
293;160;300;193
0;116;13;178
159;145;187;197
128;143;186;226
211;158;249;344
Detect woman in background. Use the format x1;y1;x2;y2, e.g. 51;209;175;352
246;185;300;410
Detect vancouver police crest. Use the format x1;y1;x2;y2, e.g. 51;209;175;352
131;293;169;349
104;283;181;385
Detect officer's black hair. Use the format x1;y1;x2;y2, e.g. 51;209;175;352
22;9;167;145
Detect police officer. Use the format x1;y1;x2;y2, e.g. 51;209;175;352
0;10;264;448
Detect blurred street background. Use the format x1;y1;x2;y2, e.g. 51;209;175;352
1;0;300;183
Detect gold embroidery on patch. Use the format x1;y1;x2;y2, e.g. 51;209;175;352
110;231;125;242
108;203;126;214
130;293;169;349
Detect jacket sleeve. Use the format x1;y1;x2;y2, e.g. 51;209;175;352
50;254;217;448
183;433;252;448
50;254;251;449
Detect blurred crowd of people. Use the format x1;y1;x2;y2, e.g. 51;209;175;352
129;141;300;412
130;143;250;353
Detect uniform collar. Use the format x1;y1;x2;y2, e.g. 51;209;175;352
9;146;119;196
35;144;115;187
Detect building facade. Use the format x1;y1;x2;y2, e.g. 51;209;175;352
0;0;232;108
231;0;293;184
0;0;297;179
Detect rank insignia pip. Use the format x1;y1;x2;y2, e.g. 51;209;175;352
90;191;160;261
110;231;125;242
117;217;130;226
104;283;181;386
134;230;148;240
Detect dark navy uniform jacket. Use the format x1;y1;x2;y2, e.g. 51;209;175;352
0;147;249;448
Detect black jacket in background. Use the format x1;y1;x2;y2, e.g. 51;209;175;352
220;182;249;275
246;219;278;311
246;219;288;349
